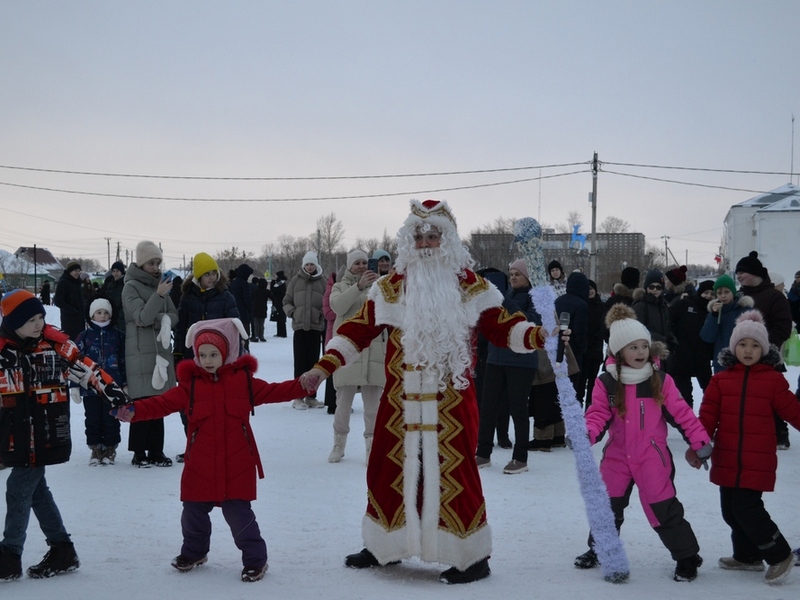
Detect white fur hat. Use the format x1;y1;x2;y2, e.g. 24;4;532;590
403;199;458;236
729;310;770;355
89;298;113;319
136;240;162;266
346;249;368;271
605;303;651;355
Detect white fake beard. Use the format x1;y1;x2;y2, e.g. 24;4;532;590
401;248;473;391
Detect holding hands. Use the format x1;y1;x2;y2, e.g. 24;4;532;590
300;368;327;394
685;444;712;470
111;404;136;423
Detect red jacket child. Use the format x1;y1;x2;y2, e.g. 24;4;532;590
126;318;305;502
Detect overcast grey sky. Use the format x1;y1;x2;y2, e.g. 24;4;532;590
1;1;798;272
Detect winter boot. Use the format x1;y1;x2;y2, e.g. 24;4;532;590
131;453;150;468
765;554;794;584
365;436;373;463
529;424;554;452
101;445;117;466
439;557;491;584
241;563;268;582
26;541;80;578
673;554;703;582
574;548;599;569
552;420;566;448
88;446;102;466
718;556;765;571
171;554;208;572
328;434;347;463
0;546;22;581
344;548;400;569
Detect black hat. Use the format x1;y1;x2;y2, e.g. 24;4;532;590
588;279;598;293
65;260;81;273
644;269;665;288
735;251;768;279
276;270;285;279
620;267;640;290
548;260;563;272
697;280;714;295
111;261;126;275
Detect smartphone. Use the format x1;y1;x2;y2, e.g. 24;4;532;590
162;273;173;283
367;258;379;273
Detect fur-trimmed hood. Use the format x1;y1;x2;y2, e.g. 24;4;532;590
716;345;782;369
605;339;668;365
706;294;755;313
611;283;635;299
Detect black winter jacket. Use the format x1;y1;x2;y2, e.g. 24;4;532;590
174;282;239;359
53;270;86;340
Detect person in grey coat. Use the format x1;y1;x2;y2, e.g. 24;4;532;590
122;240;178;468
283;251;326;409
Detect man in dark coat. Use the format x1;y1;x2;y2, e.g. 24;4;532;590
53;261;86;341
228;264;254;339
99;261;127;331
633;269;678;372
576;279;606;408
669;280;714;407
270;270;288;338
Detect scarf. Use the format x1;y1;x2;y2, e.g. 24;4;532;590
607;362;653;385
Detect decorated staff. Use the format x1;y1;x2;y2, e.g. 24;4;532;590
514;217;630;583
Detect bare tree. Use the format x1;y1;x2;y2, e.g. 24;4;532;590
315;213;346;264
599;216;631;234
58;256;103;273
556;211;583;234
644;243;665;271
213;247;255;277
473;217;516;235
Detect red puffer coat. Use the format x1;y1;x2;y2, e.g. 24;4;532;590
699;347;800;491
131;354;304;502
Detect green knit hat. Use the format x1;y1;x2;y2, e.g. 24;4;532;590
713;274;736;295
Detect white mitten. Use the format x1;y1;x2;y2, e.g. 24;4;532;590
151;354;169;390
70;387;83;404
156;314;172;349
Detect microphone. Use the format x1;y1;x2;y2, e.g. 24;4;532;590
556;311;570;363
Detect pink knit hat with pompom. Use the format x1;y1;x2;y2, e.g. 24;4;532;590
729;310;770;355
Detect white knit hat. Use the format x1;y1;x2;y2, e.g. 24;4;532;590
605;304;651;355
89;298;113;319
136;240;162;266
301;251;322;275
729;310;770;355
346;249;368;271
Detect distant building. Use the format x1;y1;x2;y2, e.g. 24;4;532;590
0;247;64;290
721;183;800;282
469;231;647;293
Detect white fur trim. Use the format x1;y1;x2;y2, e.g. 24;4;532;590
325;335;361;366
508;321;536;353
402;427;422;556
419;424;441;561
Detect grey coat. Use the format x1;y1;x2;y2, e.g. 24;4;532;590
329;269;387;388
122;263;178;399
283;268;326;332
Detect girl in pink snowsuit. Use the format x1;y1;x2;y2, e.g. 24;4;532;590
576;304;712;582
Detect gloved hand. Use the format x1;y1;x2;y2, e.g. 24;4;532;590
151;354;169;390
69;387;83;404
102;381;130;408
111;404;136;423
156;314;172;349
67;361;98;388
696;443;713;471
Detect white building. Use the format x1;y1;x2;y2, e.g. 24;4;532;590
722;183;800;282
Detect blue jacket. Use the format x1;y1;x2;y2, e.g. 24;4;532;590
699;294;755;373
487;286;540;369
75;322;126;392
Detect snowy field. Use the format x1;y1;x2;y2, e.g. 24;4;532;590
2;305;799;600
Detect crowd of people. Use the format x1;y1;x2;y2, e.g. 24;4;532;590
1;203;799;586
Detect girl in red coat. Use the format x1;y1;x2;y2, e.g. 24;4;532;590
115;318;308;582
691;310;800;585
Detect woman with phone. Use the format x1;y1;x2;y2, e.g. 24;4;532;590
121;240;178;467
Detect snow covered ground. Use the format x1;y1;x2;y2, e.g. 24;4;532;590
2;305;799;600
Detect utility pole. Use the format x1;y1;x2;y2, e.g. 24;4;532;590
105;237;111;269
589;152;599;281
661;235;670;267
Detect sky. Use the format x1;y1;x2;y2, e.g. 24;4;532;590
1;1;799;272
3;305;798;600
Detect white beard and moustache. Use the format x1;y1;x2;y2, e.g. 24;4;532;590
401;248;473;391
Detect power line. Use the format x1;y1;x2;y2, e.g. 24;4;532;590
601;170;799;196
603;161;794;176
0;170;589;202
0;161;588;181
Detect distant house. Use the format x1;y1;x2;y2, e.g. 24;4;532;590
721;183;800;282
0;247;64;290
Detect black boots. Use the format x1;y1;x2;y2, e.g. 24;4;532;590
344;548;400;569
439;557;491;584
26;541;80;579
0;546;22;581
674;554;703;582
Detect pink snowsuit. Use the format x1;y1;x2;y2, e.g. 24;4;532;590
585;358;711;560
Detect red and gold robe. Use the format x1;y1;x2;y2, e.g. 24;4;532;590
315;269;544;570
